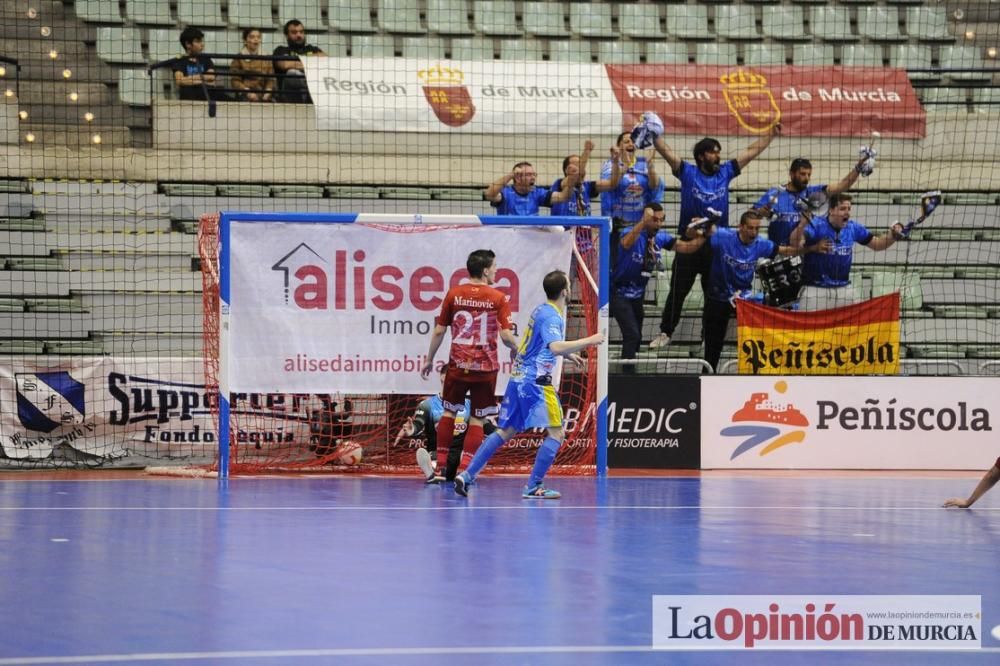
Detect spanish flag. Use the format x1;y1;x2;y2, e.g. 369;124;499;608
736;293;901;375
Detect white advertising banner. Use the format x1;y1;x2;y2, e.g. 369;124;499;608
302;57;622;134
0;357;324;463
228;222;573;393
701;376;999;470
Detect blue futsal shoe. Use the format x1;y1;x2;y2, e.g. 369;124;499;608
522;483;561;500
454;472;471;497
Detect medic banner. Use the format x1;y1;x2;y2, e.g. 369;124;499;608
304;59;925;138
227;223;573;393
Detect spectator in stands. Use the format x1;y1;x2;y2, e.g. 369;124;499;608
648;125;781;350
701;209;804;372
611;202;706;374
273;19;325;103
600;132;663;264
788;193;905;311
551;141;622;252
230;28;275;102
753;157;867;246
171;27;221;101
485;162;576;215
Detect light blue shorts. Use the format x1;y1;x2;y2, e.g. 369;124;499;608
498;379;563;432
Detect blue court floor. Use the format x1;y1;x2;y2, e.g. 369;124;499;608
0;473;997;665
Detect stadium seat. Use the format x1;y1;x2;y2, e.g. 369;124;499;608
889;44;935;80
75;0;124;23
147;28;181;63
119;69;152;107
619;5;663;40
310;34;350;57
548;40;592;63
714;6;759;41
449;37;495;60
380;0;426;35
177;0;226;27
810;7;856;42
351;35;397;58
498;38;544;61
940;45;990;81
228;0;276;28
328;0;377;33
695;42;738;65
857;6;905;42
905;7;953;43
761;6;808;42
523;3;568;38
97;27;146;64
278;0;325;31
665;6;710;40
919;87;970;113
973;87;1000;113
401;36;446;59
645;42;689;65
202;30;243;63
127;0;174;26
570;4;616;39
840;43;884;67
743;43;786;66
427;0;475;35
791;43;835;65
596;41;642;64
473;1;522;37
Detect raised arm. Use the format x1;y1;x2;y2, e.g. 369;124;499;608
549;332;606;356
826;159;863;196
736;122;781;171
652;135;683;174
548;171;579;205
485;169;515;202
594;147;622;193
646;150;659;193
865;223;905;251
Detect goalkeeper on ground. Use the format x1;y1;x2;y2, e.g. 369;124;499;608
412;366;495;484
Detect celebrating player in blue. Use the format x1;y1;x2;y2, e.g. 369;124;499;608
454;271;606;500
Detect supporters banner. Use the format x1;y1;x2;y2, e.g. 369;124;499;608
304;60;925;138
303;58;622;134
228;223;573;393
608;375;700;469
700;376;999;469
736;293;901;375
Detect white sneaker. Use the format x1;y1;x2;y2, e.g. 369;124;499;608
416;448;439;483
649;332;671;349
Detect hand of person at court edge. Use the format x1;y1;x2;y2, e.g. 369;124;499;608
420;362;433;379
816;239;834;254
567;353;586;369
583;139;594;153
771;122;783;136
610;146;620;161
943;497;972;508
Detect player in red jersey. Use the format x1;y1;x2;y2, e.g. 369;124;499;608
419;249;519;481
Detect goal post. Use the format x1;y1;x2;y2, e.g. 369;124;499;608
206;212;611;479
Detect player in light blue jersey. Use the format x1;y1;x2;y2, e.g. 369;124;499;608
485;161;576;215
789;193;905;311
649;124;780;350
454;271;606;499
753;157;865;246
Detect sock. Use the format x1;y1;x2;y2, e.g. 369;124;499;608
434;415;455;468
464;424;484;456
528;437;562;487
463;431;506;482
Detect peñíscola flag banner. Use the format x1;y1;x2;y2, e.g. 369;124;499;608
736;293;901;375
303;59;926;138
227;223;573;394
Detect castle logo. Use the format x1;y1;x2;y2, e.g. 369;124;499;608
418;64;476;128
720;69;781;134
721;380;808;460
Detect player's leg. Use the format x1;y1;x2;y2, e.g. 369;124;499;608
460;372;499;469
437;366;467;468
455;382;521;496
703;299;733;373
522;384;566;499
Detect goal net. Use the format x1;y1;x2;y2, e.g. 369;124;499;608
198;212;609;477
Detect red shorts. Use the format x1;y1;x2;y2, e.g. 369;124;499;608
442;366;498;419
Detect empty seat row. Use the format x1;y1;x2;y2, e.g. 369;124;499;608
78;1;955;44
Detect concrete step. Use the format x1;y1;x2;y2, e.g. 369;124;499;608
17;121;131;148
13;81;115;106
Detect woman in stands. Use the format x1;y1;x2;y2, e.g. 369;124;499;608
230;29;275;102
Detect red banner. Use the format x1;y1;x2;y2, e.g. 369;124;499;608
606;65;925;139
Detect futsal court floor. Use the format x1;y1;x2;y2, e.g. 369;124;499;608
0;470;997;665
